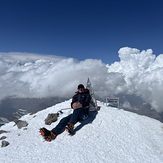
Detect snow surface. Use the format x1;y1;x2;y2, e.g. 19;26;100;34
0;100;163;163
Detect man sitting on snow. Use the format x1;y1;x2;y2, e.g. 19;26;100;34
39;84;91;141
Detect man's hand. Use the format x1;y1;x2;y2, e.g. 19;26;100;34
72;102;82;109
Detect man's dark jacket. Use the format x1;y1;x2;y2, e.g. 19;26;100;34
71;89;91;110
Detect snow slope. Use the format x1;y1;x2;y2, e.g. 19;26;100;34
0;100;163;163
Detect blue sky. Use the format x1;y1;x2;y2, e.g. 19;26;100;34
0;0;163;64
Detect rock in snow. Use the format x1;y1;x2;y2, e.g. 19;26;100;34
0;100;163;163
14;120;28;129
1;140;10;147
44;113;59;125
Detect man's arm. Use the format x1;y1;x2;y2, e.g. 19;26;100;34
83;94;91;108
72;102;82;109
71;94;83;109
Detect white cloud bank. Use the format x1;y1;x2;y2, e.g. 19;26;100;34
0;47;163;112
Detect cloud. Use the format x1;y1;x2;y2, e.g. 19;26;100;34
0;52;107;98
107;47;163;112
0;48;163;112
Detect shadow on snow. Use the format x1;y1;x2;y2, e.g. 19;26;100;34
71;111;98;136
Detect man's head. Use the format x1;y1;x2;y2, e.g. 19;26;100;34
77;84;85;92
78;84;84;89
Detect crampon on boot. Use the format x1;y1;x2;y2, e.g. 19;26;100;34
39;127;57;142
65;122;74;134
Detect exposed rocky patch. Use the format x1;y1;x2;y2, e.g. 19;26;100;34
1;140;10;147
14;120;28;129
44;113;59;125
0;136;7;140
0;130;8;134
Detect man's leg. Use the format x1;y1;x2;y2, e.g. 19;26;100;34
65;108;85;133
69;108;84;124
51;114;71;135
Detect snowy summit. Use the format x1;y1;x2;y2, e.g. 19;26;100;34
0;100;163;163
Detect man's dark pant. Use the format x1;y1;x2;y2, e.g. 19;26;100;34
52;108;84;135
